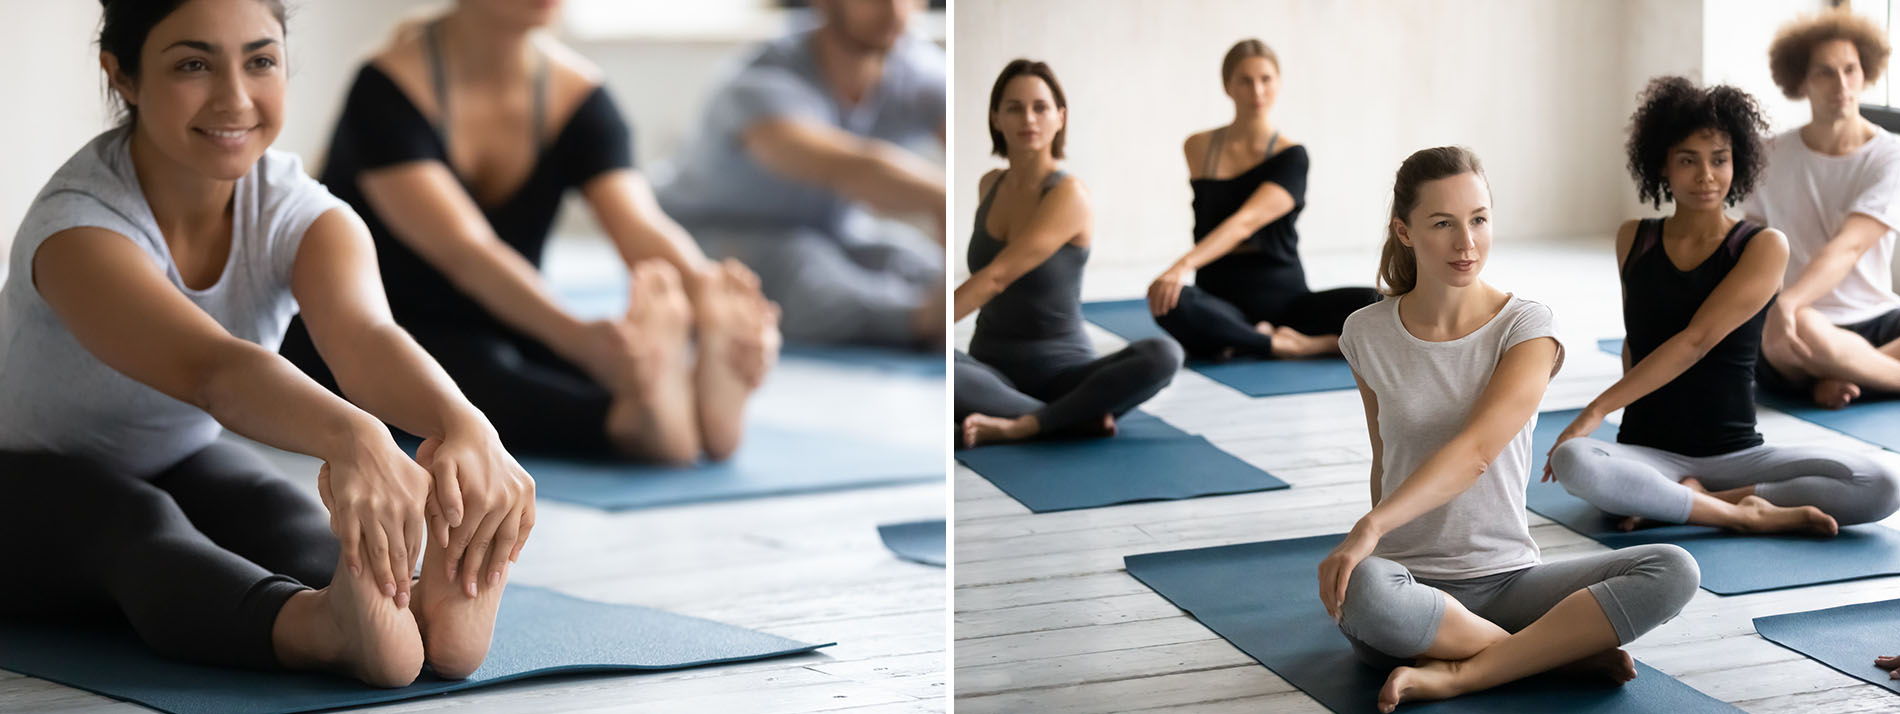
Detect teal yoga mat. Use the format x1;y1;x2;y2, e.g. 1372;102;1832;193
1530;408;1900;594
1083;298;1358;397
955;410;1287;512
513;424;940;511
1124;534;1738;713
878;519;946;566
0;585;828;714
1754;598;1900;697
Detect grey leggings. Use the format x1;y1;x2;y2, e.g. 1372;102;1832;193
1551;438;1900;525
1337;546;1700;669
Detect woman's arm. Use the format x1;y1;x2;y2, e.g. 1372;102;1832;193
742;118;947;241
354;162;599;371
1360;337;1559;532
581;168;714;278
1148;137;1297;315
33;226;432;605
1549;225;1788;463
1319;337;1559;619
291;208;536;597
952;173;1090;322
1354;372;1385;507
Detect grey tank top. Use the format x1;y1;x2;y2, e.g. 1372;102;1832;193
968;170;1088;346
0;127;346;477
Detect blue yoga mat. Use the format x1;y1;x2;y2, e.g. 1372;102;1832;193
0;585;828;714
515;424;940;511
1082;299;1358;397
955;410;1287;513
878;519;946;566
1597;337;1900;453
1124;534;1738;713
1754;599;1900;697
1530;408;1900;594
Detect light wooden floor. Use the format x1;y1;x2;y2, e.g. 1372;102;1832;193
953;239;1900;713
0;238;951;713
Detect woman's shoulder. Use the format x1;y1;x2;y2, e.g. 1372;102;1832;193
1340;296;1396;337
1497;294;1558;336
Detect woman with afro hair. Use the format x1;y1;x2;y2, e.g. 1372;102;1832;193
1545;76;1900;537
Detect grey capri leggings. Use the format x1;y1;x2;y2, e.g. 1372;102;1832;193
1551;438;1900;525
1336;546;1700;669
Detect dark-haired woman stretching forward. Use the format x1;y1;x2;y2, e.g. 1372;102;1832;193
955;60;1182;447
1547;76;1900;535
0;0;533;687
1147;39;1379;360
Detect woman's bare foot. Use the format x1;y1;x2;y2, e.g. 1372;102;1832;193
1554;648;1637;684
412;545;506;680
605;260;699;464
1097;413;1118;438
691;260;781;461
961;413;1038;448
1378;657;1464;712
1814;378;1861;409
1270;326;1326;358
1733;495;1839;536
272;560;424;688
1682;476;1753;505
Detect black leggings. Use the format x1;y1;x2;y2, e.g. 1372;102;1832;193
281;315;615;457
955;336;1183;435
1155;254;1380;360
0;442;337;670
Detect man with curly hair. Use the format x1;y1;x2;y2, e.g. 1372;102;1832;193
1744;10;1900;408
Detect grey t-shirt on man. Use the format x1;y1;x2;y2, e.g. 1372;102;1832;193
657;29;945;236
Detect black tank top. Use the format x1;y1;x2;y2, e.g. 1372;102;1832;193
1617;217;1770;456
319;30;635;329
968;170;1087;346
1190;129;1309;283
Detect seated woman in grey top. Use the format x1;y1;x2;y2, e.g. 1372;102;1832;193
953;60;1182;448
0;0;533;687
1324;147;1698;711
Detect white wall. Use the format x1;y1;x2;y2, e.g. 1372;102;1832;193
953;0;1845;296
0;0;439;266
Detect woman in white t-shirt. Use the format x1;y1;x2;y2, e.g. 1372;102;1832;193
0;0;532;687
1321;146;1700;712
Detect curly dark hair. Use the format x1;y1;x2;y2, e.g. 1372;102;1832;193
1625;76;1769;209
1768;10;1890;100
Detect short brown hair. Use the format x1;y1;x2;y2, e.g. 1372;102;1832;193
1768;10;1890;99
1380;147;1487;296
1221;39;1279;84
988;59;1067;158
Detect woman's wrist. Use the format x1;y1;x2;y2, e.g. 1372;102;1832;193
1352;512;1389;541
321;411;396;467
442;409;500;445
